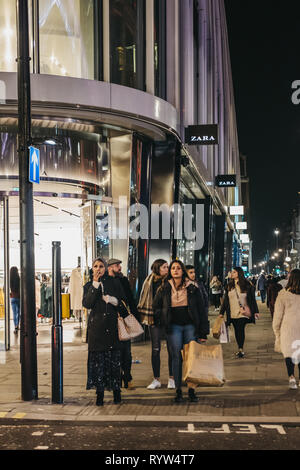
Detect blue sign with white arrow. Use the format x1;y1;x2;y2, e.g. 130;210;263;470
29;146;40;184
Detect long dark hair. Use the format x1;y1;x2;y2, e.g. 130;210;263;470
228;266;249;293
10;266;20;294
286;269;300;295
151;259;168;277
167;259;188;289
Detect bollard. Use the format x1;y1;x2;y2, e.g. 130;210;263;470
51;241;63;404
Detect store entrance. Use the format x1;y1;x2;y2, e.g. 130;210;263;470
2;193;99;348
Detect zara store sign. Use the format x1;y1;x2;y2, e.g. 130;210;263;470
185;124;219;145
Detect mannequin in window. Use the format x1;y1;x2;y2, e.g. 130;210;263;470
69;258;83;324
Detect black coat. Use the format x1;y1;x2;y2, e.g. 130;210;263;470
83;274;128;352
152;281;210;339
219;282;259;326
115;275;140;321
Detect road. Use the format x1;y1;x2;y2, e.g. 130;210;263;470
0;419;299;453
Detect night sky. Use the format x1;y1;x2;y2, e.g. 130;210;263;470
224;1;300;263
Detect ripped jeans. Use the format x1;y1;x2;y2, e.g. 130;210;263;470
149;325;173;379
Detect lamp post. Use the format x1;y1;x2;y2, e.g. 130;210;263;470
274;229;279;251
16;0;38;401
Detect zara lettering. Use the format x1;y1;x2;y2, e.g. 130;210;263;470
191;135;216;142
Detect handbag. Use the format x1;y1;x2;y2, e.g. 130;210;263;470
219;321;230;343
118;313;144;341
234;288;251;318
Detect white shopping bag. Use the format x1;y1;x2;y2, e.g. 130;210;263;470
219;321;230;343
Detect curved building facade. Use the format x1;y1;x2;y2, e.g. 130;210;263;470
0;0;244;347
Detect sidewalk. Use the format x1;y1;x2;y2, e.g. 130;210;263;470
1;301;300;424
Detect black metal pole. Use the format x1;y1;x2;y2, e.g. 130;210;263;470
16;0;38;401
52;241;63;404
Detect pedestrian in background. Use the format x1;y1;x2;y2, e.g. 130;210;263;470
219;267;259;358
83;257;128;406
186;265;209;316
256;272;267;303
273;269;300;390
10;266;20;334
138;259;175;390
153;259;209;403
210;275;223;310
107;258;139;390
267;277;282;318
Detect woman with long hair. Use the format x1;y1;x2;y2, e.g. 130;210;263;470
83;257;129;406
210;275;223;310
138;259;174;390
273;269;300;390
10;266;20;334
219;266;259;358
153;259;209;403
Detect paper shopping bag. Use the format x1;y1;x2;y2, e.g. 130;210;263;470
212;316;224;339
182;341;225;386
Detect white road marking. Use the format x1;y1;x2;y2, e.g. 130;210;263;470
34;446;49;450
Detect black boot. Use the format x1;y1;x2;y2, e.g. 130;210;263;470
174;388;184;403
113;389;122;404
188;388;199;403
96;391;104;406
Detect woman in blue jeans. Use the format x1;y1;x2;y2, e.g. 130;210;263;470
10;266;20;334
153;260;209;403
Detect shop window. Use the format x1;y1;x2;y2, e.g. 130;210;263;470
0;1;17;72
39;0;94;79
110;0;145;90
154;0;166;99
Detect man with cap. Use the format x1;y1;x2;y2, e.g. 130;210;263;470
107;258;140;390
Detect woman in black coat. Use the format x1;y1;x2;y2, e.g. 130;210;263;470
219;266;259;358
83;257;128;406
153;259;210;403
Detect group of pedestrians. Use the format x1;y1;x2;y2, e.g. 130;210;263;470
83;257;209;406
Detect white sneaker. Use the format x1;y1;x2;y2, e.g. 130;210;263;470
147;379;161;390
289;377;298;390
167;378;175;389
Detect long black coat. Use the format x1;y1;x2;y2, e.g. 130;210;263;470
83;274;128;352
152;281;210;339
219;282;259;326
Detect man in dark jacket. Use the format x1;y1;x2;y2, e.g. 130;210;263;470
107;258;139;389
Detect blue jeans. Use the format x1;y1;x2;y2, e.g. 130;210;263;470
260;290;266;303
167;324;196;389
11;298;20;328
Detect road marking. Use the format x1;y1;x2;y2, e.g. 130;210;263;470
211;424;231;434
53;433;66;436
13;413;26;419
34;446;49;450
179;424;207;433
0;412;8;418
32;431;44;436
232;424;257;434
260;425;287;435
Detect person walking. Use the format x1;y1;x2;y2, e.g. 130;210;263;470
137;259;175;390
83;257;129;406
10;266;20;334
273;269;300;390
210;275;223;310
107;258;139;390
267;277;282;318
256;272;267;303
219;267;259;358
153;259;209;403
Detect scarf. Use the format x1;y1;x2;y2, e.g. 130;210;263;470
138;273;155;325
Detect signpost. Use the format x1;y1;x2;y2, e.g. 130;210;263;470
29;146;40;184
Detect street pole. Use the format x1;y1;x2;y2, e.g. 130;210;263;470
52;241;63;404
16;0;38;400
